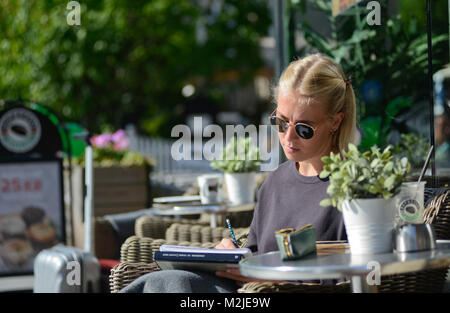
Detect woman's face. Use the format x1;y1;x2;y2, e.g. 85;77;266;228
276;92;340;162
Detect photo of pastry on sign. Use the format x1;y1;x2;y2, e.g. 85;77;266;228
0;207;60;272
0;161;64;276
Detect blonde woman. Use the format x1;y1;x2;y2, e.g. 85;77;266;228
121;54;357;292
217;53;357;254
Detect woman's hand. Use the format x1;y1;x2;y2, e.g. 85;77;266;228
215;238;237;249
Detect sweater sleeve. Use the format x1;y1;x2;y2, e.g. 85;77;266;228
245;204;258;253
245;183;264;253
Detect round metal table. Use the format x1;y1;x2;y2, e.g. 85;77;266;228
149;203;254;228
239;240;450;293
150;205;225;227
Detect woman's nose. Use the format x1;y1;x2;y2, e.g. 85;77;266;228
285;123;298;141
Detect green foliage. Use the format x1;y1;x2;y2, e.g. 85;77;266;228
358;97;413;151
0;0;270;137
88;148;155;168
210;137;261;173
74;148;155;168
290;0;448;150
319;144;411;211
393;133;431;169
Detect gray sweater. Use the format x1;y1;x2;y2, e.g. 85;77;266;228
246;160;347;254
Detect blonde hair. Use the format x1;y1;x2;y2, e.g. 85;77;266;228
274;53;357;153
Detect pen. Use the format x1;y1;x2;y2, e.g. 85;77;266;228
226;218;239;248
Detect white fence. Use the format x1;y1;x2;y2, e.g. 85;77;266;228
125;125;213;175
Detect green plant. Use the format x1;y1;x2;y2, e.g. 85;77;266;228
210;137;261;173
290;0;448;151
319;143;411;211
0;0;270;137
358;97;413;151
393;133;430;169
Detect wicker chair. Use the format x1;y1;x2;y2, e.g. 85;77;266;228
109;220;249;293
237;281;351;293
109;262;160;293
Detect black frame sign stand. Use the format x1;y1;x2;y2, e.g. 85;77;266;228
426;0;437;187
0;102;66;290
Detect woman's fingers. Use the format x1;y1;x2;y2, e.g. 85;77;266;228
215;238;237;249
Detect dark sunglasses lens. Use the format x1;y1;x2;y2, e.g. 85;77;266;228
271;117;287;132
295;124;314;139
270;116;277;126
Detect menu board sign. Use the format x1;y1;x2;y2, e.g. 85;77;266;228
0;160;64;276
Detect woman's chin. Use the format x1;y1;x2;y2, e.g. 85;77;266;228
283;149;302;161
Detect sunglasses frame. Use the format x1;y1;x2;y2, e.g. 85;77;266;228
269;108;318;140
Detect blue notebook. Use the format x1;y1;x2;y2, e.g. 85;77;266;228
154;245;252;272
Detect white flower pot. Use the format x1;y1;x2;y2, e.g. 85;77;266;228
342;197;397;254
224;172;256;205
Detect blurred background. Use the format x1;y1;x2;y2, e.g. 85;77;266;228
0;0;449;184
1;0;450;292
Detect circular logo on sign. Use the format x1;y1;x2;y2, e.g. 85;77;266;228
0;108;42;153
398;198;421;222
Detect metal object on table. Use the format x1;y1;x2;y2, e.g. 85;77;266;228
150;205;224;215
394;223;437;253
149;201;255;228
149;205;227;228
239;240;450;293
153;195;201;204
173;205;224;211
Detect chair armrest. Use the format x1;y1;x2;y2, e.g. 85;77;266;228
423;187;450;239
109;261;160;293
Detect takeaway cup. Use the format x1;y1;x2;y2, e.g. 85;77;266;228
197;174;223;204
396;181;426;224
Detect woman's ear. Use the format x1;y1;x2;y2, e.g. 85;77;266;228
332;112;345;132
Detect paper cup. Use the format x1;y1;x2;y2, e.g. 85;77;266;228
197;174;223;204
396;181;426;224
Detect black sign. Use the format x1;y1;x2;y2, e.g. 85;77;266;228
0;106;63;159
0;104;66;277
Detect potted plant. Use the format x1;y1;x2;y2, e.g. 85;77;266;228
69;129;155;251
319;144;410;254
73;129;154;168
211;137;261;205
72;130;156;215
393;132;430;172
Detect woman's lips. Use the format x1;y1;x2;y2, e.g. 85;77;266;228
285;145;300;153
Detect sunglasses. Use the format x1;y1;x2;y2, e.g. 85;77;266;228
269;109;317;140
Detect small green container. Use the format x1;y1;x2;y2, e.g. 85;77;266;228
275;224;317;260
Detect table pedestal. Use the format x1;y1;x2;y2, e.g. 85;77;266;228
351;275;378;293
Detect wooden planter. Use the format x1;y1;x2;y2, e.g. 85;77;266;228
64;165;150;253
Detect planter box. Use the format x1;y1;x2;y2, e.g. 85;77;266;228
64;165;150;254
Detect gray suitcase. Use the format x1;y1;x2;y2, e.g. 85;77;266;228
33;245;100;293
34;142;100;293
